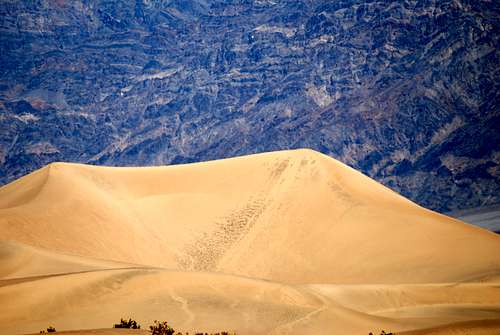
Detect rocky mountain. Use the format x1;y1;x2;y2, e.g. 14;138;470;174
0;0;499;212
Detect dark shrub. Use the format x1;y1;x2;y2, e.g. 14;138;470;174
114;318;141;329
150;320;175;335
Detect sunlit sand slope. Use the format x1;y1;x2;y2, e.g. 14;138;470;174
1;149;499;284
3;267;499;335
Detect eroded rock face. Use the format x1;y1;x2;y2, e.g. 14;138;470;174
0;1;498;212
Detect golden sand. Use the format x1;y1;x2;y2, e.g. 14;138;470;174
1;149;499;334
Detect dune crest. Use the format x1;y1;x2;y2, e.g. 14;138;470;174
0;240;140;280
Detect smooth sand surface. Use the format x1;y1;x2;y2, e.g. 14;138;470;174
1;149;500;334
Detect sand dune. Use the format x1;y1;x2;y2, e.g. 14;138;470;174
1;149;500;334
1;149;499;284
5;267;499;335
1;268;381;335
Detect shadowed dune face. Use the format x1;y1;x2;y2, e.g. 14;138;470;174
0;240;138;280
1;149;499;284
1;149;500;335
